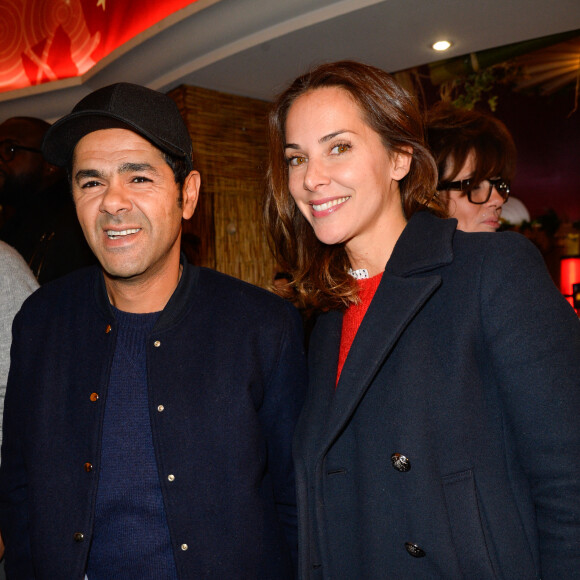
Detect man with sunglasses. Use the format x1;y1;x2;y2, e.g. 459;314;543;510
426;103;516;232
0;117;95;283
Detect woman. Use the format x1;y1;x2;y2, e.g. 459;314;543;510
264;61;580;579
426;103;516;232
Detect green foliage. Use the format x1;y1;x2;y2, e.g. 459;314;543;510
441;63;520;111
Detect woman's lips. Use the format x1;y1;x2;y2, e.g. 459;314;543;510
310;196;350;217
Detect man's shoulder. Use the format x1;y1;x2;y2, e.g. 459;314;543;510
20;265;100;313
196;266;290;310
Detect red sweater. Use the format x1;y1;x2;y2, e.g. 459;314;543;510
336;273;383;385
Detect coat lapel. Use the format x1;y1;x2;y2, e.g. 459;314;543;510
311;212;456;462
317;274;441;457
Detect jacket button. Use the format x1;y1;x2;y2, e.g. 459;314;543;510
105;324;111;334
84;463;93;472
405;542;425;558
154;340;161;347
391;453;411;472
181;544;188;551
168;474;175;482
90;392;99;402
73;532;84;542
157;405;165;412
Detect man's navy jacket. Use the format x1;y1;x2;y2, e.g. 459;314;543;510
0;259;307;579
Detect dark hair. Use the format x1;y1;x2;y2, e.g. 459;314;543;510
426;103;517;197
5;117;51;142
264;60;443;311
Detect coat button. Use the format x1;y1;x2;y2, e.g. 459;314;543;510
168;474;175;482
391;453;411;472
84;463;93;472
90;392;99;402
73;532;84;542
181;544;188;551
105;324;111;334
157;405;165;412
405;542;425;558
153;340;161;347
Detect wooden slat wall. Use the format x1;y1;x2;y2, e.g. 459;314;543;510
169;84;277;290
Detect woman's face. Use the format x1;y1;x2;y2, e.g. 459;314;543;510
442;150;506;232
284;87;409;263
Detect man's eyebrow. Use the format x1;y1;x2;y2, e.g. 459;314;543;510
118;162;158;174
284;129;350;150
74;169;102;183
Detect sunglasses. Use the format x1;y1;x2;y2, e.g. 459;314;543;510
0;140;43;163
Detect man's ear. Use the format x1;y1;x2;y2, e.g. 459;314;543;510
181;170;201;220
391;146;413;181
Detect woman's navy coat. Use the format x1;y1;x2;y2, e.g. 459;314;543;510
294;212;580;579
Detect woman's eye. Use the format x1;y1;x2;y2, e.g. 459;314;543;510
288;156;306;167
330;143;351;155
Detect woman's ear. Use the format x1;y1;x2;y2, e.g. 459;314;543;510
391;146;413;181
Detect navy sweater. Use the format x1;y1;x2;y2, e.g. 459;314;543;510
86;308;178;579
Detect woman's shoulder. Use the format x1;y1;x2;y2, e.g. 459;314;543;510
453;228;543;265
451;229;562;309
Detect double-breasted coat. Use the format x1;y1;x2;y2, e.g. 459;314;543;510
294;212;580;579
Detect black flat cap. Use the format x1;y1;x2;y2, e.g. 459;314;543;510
42;82;193;171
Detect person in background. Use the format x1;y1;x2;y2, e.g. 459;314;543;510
0;241;38;447
264;60;580;579
0;117;96;283
426;102;516;232
0;240;38;579
0;83;306;579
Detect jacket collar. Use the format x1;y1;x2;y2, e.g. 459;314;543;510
386;211;456;277
93;254;199;331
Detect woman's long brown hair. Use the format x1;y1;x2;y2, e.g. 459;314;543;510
264;61;444;311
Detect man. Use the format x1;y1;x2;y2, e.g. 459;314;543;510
0;117;96;283
0;83;306;579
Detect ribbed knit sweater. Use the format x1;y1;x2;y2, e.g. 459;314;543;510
86;307;178;579
337;273;383;385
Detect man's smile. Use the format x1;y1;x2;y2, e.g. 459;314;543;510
106;228;141;240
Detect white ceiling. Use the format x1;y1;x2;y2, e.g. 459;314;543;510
1;0;579;121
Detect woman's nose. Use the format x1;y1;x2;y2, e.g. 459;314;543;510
487;186;506;207
303;158;330;192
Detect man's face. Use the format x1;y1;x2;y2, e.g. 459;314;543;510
72;128;198;286
0;119;46;205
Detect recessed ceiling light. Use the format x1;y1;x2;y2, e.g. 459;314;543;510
432;40;452;51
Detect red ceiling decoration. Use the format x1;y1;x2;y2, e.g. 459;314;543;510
0;0;198;94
